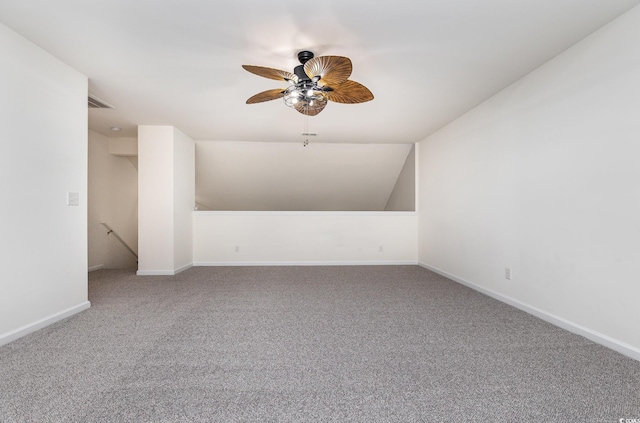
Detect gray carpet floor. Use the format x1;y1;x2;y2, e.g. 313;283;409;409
1;265;639;422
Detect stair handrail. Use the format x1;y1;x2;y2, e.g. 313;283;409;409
100;222;138;260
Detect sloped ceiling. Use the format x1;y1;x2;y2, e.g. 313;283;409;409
0;0;639;144
195;142;413;211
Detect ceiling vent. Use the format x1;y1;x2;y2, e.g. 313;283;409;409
88;94;115;109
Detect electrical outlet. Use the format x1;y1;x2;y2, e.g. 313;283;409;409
505;267;512;280
234;246;240;253
378;245;383;253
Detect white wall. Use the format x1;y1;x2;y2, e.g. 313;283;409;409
193;212;417;265
0;23;89;344
138;126;194;275
385;145;416;211
173;128;195;271
418;6;640;359
88;130;138;270
138;126;174;273
108;137;138;156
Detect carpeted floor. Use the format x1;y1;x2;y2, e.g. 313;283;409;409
0;266;639;422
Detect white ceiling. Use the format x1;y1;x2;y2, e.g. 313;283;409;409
1;0;639;144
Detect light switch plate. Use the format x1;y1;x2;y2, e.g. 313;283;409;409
67;192;79;206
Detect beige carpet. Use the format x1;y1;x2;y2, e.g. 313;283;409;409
1;265;639;422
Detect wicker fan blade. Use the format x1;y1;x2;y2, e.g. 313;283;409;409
246;89;286;104
325;80;374;104
304;56;352;86
293;99;327;116
242;65;298;82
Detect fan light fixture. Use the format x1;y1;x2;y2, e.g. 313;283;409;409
282;83;327;112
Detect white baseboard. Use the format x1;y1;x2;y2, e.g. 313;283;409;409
88;264;105;272
0;301;91;347
136;270;174;275
193;261;419;267
175;263;193;274
419;262;640;362
136;263;193;276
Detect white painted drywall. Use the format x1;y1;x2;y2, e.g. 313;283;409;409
418;6;640;354
138;126;175;274
0;23;89;343
173;127;195;271
385;145;416;211
88;130;138;270
193;211;417;265
138;126;194;275
108;137;138;156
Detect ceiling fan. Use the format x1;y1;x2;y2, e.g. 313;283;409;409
242;51;374;116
